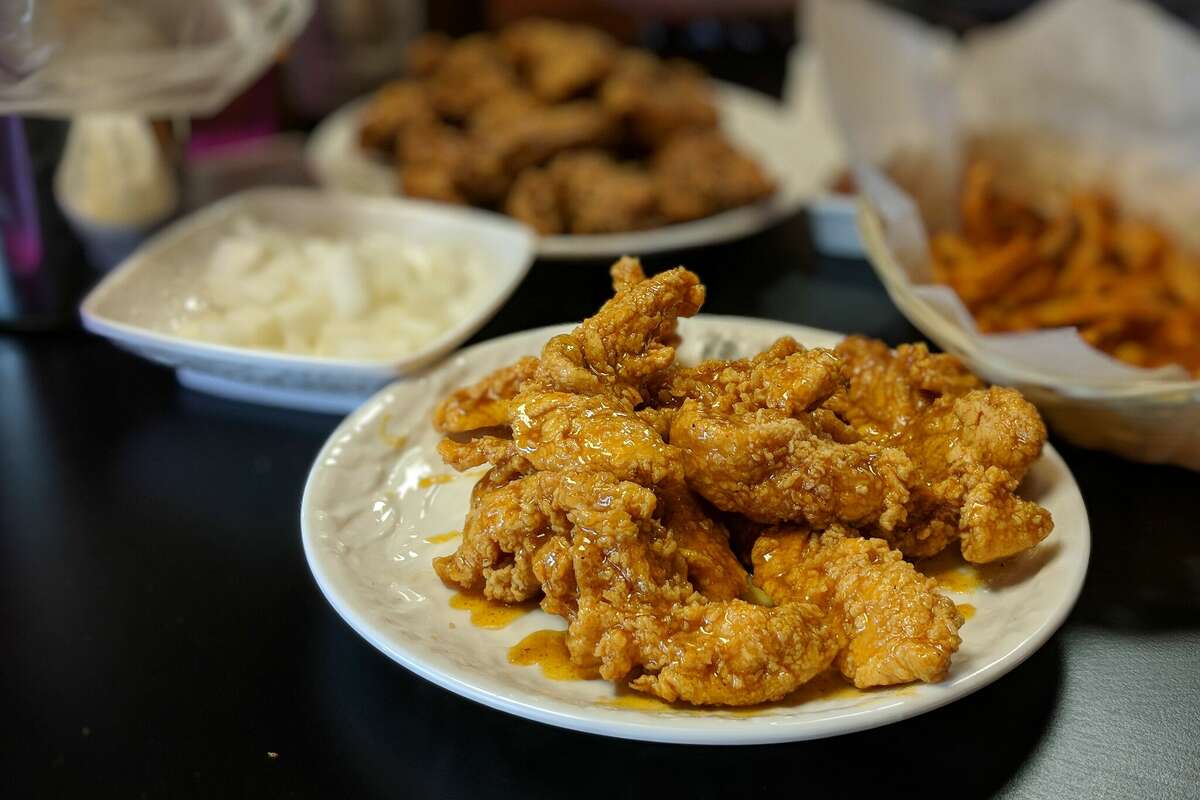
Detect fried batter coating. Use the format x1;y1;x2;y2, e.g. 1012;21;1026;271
424;34;518;121
466;89;543;133
428;259;1053;706
499;18;617;102
509;389;683;486
828;336;983;436
670;402;913;529
548;151;658;234
359;80;435;153
649;337;845;417
433;458;561;602
554;474;842;706
753;526;963;688
405;32;451;78
485;101;620;176
600;51;719;148
658;485;748;601
892;388;1053;563
828;338;1052;563
653;130;776;222
433;357;539;434
536;263;704;403
505;167;562;234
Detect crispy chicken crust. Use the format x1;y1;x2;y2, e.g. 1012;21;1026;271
429;259;1053;705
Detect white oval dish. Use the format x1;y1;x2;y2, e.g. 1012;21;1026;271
80;188;535;413
301;315;1090;744
307;83;840;260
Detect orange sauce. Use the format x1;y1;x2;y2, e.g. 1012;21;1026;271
449;592;534;629
728;670;864;716
599;694;676;712
508;629;601;680
957;602;977;620
424;530;461;544
919;553;985;593
419;473;457;488
378;414;407;449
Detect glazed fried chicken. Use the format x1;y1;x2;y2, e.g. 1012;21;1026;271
560;472;841;706
671;402;912;528
753;526;963;688
428;258;1054;706
661;334;1052;563
829;337;1053;562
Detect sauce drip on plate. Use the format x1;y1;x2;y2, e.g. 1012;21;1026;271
508;630;600;680
419;473;457;488
449;592;534;629
957;602;977;620
424;530;461;544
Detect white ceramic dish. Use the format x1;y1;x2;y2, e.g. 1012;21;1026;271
307;83;841;260
858;202;1200;469
80;188;535;413
301;315;1090;745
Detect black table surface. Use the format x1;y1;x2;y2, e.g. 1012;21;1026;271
4;213;1199;799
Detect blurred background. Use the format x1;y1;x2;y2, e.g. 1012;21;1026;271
4;0;1199;330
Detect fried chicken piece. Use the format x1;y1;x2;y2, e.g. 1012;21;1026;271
827;336;983;437
437;435;516;473
505;167;564;234
398;120;511;205
485;101;620;176
652;130;776;222
827;338;1052;563
670;402;913;529
433;458;564;602
553;474;842;706
892;388;1053;563
397;120;468;202
499;18;617;102
466;89;543;133
536;262;705;404
425;34;518;121
509;389;683;486
600;51;719;148
435;261;702;478
405;32;452;78
505;151;658;236
648;337;846;417
753;526;963;688
623;599;842;706
359;80;435;154
548;150;658;234
433;356;540;434
658;485;748;601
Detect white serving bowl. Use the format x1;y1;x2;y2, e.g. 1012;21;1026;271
859;201;1200;470
81;188;535;413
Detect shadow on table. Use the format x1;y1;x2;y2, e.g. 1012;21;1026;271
303;613;1064;800
1050;439;1200;634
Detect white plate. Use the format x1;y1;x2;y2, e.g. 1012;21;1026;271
306;83;840;259
301;315;1090;744
80;188;535;413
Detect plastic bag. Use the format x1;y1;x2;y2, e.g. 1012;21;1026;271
0;0;312;116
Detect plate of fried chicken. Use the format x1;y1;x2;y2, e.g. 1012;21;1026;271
306;20;833;259
302;259;1089;744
